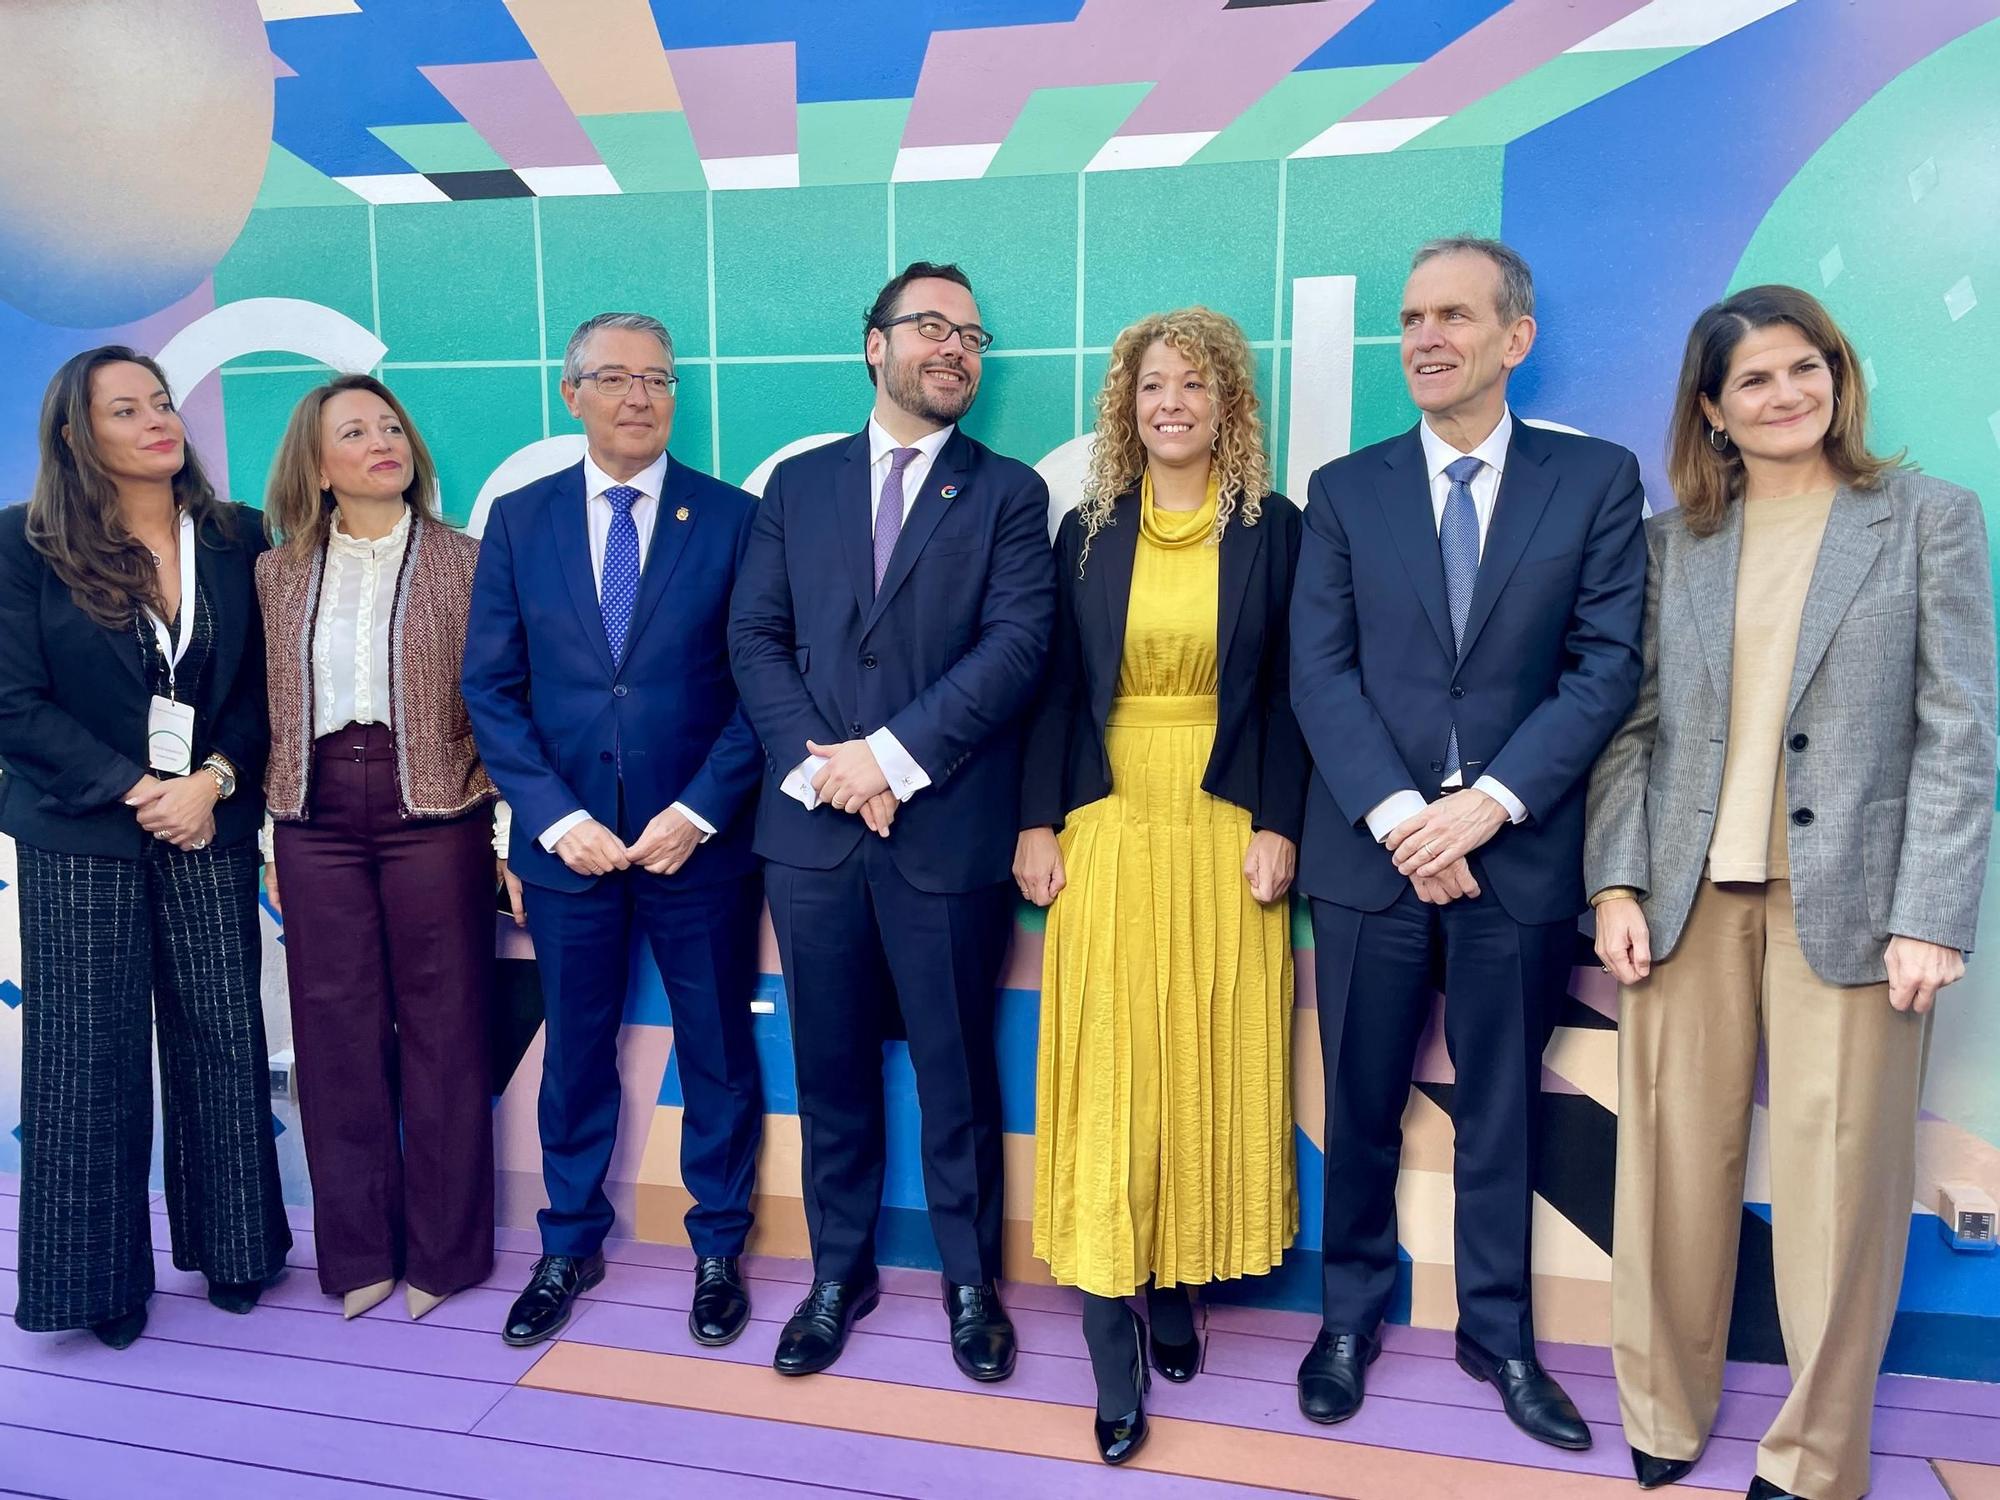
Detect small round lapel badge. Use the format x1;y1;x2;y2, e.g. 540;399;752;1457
675;506;690;521
939;485;959;499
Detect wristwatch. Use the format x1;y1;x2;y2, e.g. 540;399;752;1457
201;753;238;801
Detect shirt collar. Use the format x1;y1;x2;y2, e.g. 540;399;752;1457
583;449;670;505
867;416;954;469
328;504;411;556
1420;407;1514;485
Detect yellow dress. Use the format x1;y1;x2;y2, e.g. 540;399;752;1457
1033;476;1296;1297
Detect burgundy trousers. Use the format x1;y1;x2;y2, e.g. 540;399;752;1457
274;722;495;1297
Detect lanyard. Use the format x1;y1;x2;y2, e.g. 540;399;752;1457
141;510;197;700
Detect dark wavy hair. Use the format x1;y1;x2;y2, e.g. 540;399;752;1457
28;345;233;628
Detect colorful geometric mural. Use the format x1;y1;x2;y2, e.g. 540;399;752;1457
2;0;1998;1383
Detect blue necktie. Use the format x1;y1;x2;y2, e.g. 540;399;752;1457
601;484;642;670
1439;455;1483;778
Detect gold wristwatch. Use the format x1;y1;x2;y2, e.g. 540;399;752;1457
201;753;238;800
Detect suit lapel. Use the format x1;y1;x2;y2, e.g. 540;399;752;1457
1090;494;1141;723
1786;484;1889;717
1377;428;1455;663
549;463;616;678
865;427;968;633
1216;502;1264;678
1454;422;1556;672
1681;498;1742;704
619;460;697;672
836;430;875;624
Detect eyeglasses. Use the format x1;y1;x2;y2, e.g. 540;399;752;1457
876;311;994;354
576;370;678;398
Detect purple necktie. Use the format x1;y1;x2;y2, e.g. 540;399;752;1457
874;447;920;591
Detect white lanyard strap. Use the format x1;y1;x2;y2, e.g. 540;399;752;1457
143;510;197;699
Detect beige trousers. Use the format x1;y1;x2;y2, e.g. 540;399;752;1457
1612;880;1927;1500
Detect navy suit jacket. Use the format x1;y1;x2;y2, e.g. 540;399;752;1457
728;426;1055;894
1290;420;1646;925
462;458;763;893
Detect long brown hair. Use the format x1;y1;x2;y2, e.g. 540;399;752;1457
27;345;233;629
1666;285;1899;536
263;374;443;558
1078;306;1270;568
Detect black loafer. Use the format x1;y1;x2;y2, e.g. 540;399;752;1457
207;1279;263;1315
1455;1331;1591;1450
1094;1307;1152;1465
689;1255;750;1347
1297;1328;1380;1424
1151;1327;1200;1383
502;1252;606;1347
1633;1445;1695;1489
1746;1479;1800;1499
91;1305;148;1348
944;1280;1016;1382
773;1278;879;1375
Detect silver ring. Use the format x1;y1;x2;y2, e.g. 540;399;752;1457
192;838;209;849
153;830;168;840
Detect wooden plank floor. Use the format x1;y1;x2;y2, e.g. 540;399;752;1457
0;1175;1993;1499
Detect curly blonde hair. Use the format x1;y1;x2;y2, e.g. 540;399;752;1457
1078;307;1270;567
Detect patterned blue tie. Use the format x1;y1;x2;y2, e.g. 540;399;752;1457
1439;454;1483;778
601;484;642;670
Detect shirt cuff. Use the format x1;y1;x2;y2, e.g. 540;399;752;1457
1364;789;1428;844
539;809;591;852
1472;774;1528;825
492;799;512;857
670;800;716;843
782;755;828;810
257;810;275;862
868;728;931;802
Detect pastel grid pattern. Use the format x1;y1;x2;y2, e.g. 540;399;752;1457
599;484;642;668
1440;453;1482;777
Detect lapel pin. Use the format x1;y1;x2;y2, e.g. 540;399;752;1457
940;485;959;499
675;506;690;521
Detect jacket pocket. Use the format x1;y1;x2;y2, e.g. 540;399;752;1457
1861;795;1906;935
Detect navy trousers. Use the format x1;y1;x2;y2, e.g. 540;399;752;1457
766;839;1012;1287
1310;878;1573;1360
523;865;763;1259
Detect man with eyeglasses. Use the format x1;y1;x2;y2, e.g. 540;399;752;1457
464;311;768;1354
731;261;1055;1380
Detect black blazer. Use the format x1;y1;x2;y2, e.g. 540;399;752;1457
0;500;270;858
1021;489;1308;840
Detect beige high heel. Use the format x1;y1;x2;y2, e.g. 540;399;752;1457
342;1279;395;1319
405;1285;447;1321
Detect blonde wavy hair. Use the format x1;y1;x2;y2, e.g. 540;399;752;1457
1078;307;1269;567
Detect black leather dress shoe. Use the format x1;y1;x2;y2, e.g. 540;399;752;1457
1095;1307;1152;1465
1151;1327;1200;1383
91;1305;148;1349
1633;1445;1695;1489
688;1256;750;1347
502;1252;605;1347
1454;1332;1592;1451
1297;1329;1381;1424
207;1279;263;1315
1746;1478;1800;1499
773;1278;879;1375
944;1280;1016;1381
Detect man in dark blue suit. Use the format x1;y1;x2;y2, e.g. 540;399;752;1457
1290;240;1645;1449
463;312;765;1351
729;262;1054;1380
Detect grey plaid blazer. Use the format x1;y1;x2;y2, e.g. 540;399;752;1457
1584;468;1996;984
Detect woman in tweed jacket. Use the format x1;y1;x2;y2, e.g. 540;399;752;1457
258;374;512;1322
1585;286;1996;1500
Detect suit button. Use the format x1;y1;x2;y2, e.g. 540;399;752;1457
1429;760;1445;773
1790;732;1809;752
599;750;614;762
1449;685;1465;699
850;721;864;736
1791;807;1814;826
861;654;877;669
612;684;629;698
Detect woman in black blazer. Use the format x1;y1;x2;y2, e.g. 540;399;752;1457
0;346;290;1347
1015;307;1306;1462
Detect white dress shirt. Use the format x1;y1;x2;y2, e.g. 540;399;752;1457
538;450;716;853
779;417;948;811
1363;410;1529;843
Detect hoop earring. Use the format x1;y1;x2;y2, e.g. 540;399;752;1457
1706;426;1731;454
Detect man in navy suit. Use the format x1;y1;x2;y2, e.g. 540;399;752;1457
463;312;766;1351
729;262;1054;1380
1289;239;1645;1449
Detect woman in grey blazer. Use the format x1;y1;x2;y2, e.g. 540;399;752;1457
1585;285;1995;1500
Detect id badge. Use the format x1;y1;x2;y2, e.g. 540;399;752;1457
147;695;195;774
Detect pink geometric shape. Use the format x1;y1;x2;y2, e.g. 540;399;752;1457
1123;1;1368;134
271;51;297;80
1349;0;1655;121
666;41;798;160
420;59;601;169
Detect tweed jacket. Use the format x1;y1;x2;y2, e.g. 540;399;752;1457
1584;467;1997;983
259;511;496;822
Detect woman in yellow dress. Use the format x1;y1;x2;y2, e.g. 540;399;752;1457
1016;307;1305;1463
